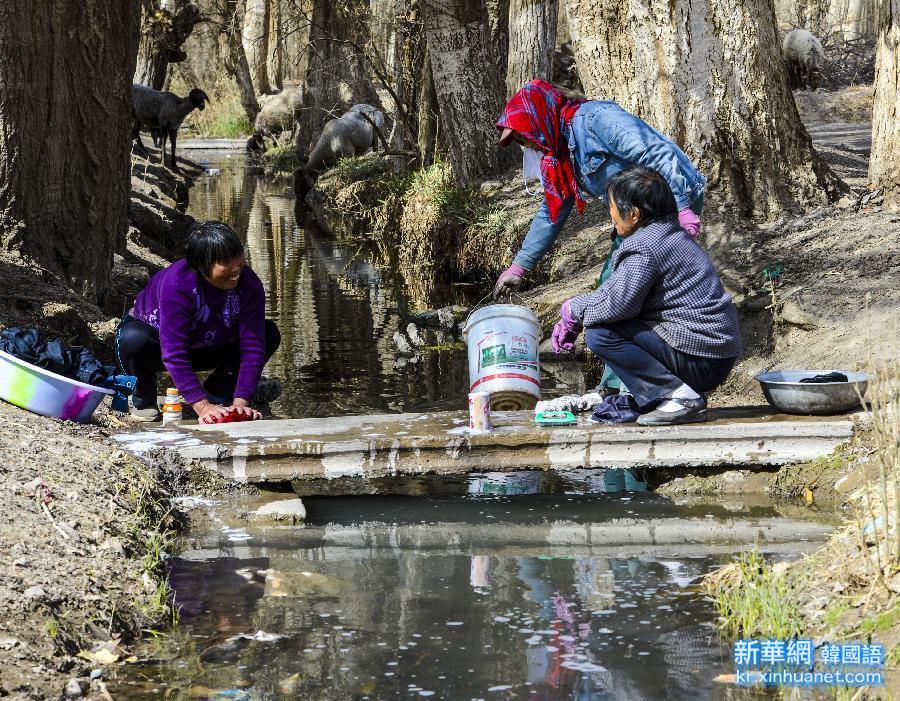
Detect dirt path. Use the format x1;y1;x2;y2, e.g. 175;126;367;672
806;120;872;190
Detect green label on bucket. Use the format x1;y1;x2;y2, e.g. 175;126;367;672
481;344;507;368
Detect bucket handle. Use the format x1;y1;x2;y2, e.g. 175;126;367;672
463;290;531;330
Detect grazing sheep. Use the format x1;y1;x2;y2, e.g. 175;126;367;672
783;29;825;91
247;82;304;153
293;104;385;200
132;84;210;172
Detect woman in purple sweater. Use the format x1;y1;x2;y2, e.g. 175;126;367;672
116;221;280;422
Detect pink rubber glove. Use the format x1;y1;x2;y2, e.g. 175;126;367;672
551;300;583;353
678;208;701;238
493;263;528;299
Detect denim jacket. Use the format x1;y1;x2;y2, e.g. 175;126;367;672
512;101;706;271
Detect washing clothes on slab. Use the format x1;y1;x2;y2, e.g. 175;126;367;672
115;220;282;424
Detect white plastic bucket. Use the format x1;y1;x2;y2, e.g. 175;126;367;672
0;349;114;423
462;304;541;410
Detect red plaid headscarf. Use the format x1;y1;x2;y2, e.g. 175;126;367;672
496;80;586;223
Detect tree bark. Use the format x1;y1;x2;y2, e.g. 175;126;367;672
486;0;510;79
0;0;141;302
870;0;900;209
421;0;517;184
417;52;439;167
505;0;558;97
564;0;843;220
134;0;201;89
243;0;273;94
267;0;284;91
221;0;261;121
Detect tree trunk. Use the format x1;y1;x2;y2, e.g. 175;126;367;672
383;0;429;160
267;0;284;91
281;0;313;81
564;0;843;220
870;0;900;209
0;0;141;302
417;52;439;167
844;0;865;38
221;0;261;122
486;0;510;79
134;0;201;89
421;0;517;184
505;0;558;97
243;0;273;94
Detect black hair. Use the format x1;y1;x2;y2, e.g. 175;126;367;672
607;167;678;227
186;220;244;276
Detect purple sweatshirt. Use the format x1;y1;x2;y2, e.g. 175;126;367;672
133;259;267;404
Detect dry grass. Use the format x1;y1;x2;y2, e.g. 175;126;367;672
168;73;252;139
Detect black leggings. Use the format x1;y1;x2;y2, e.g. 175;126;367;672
115;315;281;407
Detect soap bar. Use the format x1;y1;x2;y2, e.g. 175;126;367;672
534;410;577;426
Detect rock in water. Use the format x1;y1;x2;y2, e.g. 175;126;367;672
64;679;83;699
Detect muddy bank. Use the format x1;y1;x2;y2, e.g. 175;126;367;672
0;401;185;699
699;387;900;696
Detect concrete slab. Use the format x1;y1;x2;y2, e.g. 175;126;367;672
113;406;859;484
178;138;247;150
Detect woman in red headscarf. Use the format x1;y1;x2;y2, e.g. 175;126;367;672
494;80;707;397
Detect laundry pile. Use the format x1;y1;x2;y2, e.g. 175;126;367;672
0;328;115;387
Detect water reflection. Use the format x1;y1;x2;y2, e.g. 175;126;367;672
111;470;822;700
186;158;597;418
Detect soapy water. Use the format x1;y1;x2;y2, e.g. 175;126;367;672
109;469;824;700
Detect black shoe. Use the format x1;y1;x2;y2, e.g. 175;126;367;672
637;397;708;426
252;377;283;405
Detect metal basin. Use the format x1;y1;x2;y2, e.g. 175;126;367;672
754;370;867;415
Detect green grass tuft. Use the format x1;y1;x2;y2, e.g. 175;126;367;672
707;549;805;640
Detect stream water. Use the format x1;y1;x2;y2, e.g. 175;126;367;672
111;154;835;700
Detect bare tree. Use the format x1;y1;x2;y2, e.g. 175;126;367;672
217;0;262;121
0;0;140;302
506;0;558;97
292;0;381;152
870;0;900;209
267;0;285;90
135;0;201;89
564;0;844;220
243;0;273;93
421;0;517;184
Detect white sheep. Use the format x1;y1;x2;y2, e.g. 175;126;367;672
131;84;210;172
783;28;825;91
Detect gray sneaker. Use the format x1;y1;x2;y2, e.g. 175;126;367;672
637;397;708;426
130;404;161;422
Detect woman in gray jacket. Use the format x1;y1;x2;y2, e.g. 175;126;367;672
552;167;741;426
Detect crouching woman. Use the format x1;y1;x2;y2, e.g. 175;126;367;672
552;168;741;426
116;221;281;423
